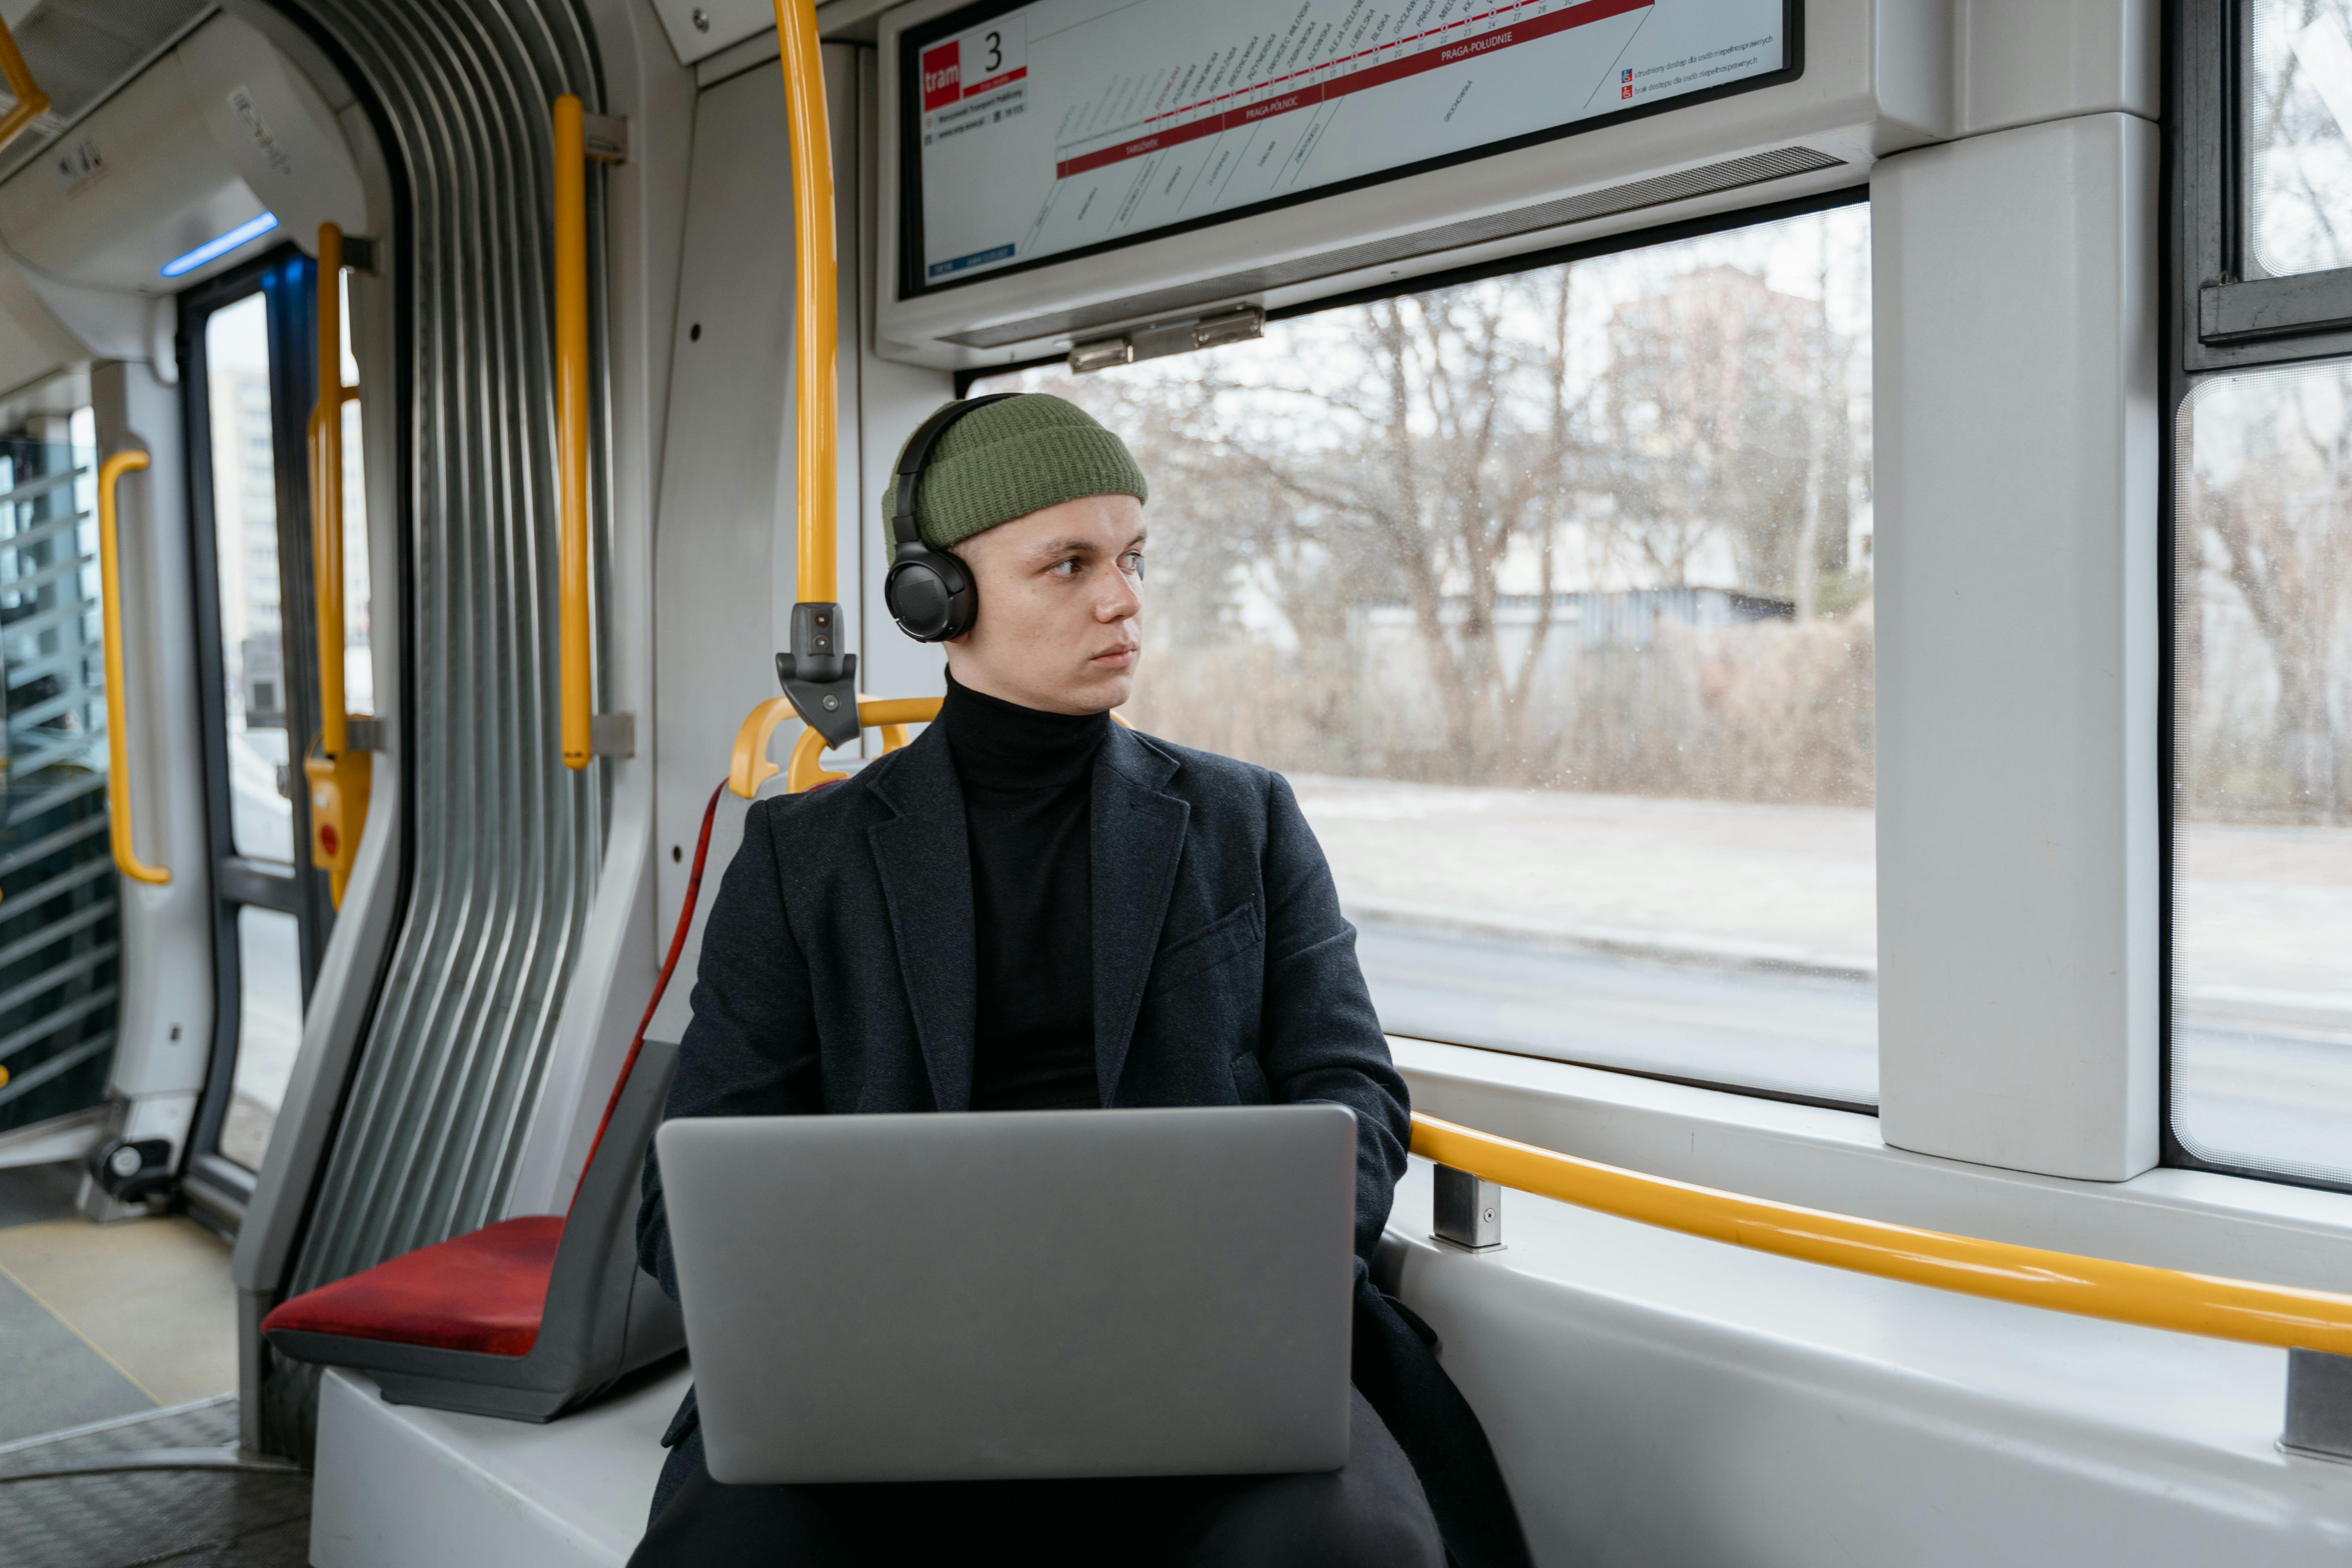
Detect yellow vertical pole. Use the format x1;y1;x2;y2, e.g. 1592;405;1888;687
554;93;592;770
305;226;372;906
313;223;346;759
97;451;167;885
772;0;837;607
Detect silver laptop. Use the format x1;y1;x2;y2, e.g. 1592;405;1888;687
656;1104;1359;1485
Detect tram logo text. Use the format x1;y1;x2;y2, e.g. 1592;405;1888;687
922;42;961;112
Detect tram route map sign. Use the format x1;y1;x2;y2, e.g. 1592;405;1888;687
901;0;1794;293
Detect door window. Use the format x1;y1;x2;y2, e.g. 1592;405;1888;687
205;294;295;864
183;250;338;1188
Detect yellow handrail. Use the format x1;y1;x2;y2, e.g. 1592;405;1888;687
305;223;372;907
727;696;1133;798
553;94;592;770
97;451;167;886
0;17;51;151
771;0;838;608
1409;1112;2352;1357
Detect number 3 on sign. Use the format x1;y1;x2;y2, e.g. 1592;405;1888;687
958;13;1026;99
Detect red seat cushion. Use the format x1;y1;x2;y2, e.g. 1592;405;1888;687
261;1215;565;1358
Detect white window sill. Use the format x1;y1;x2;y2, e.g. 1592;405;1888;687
1390;1037;2352;1296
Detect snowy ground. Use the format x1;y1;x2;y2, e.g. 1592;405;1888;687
1291;775;2352;1006
1292;775;2352;1174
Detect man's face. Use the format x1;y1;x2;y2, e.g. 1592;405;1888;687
941;493;1145;715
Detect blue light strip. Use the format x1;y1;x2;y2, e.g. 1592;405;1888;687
160;211;280;279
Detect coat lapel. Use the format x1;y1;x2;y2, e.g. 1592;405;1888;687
865;725;976;1112
1092;727;1189;1104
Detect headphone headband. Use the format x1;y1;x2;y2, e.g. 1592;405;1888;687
884;393;1018;643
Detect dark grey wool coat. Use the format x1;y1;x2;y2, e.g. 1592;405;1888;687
636;721;1529;1568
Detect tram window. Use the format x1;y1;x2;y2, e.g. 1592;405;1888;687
218;905;304;1171
0;396;123;1136
205;294;294;863
978;204;1877;1108
2173;363;2352;1186
2249;0;2352;280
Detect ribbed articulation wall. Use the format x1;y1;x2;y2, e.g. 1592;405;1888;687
279;0;609;1295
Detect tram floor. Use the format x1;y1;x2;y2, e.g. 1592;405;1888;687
0;1396;310;1568
0;1162;293;1566
0;1162;240;1443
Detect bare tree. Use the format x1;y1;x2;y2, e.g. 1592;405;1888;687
998;214;1876;804
1123;275;1582;780
2194;375;2352;812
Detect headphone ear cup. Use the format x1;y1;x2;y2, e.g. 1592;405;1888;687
886;548;976;643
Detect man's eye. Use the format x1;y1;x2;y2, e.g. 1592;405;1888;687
1122;552;1145;579
1048;558;1081;578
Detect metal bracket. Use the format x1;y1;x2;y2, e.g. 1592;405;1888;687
590;712;636;758
1070;305;1265;374
2285;1348;2352;1462
340;235;380;274
582;113;628;165
773;603;860;749
345;716;384;752
1432;1164;1504;1253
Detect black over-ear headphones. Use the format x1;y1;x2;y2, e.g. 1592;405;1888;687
884;393;1019;643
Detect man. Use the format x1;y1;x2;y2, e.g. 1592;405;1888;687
631;395;1527;1567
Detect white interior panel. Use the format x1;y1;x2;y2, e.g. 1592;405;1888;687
0;245;88;398
649;0;777;65
311;1367;679;1568
1957;0;2160;137
1873;111;2161;1180
177;11;369;251
91;361;216;1117
0;55;258;290
649;62;800;976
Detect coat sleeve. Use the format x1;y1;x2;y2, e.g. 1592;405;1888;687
637;797;825;1300
1255;770;1411;1261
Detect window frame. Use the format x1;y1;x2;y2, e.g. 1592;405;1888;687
176;244;336;1216
2181;0;2352;369
2164;0;2352;1195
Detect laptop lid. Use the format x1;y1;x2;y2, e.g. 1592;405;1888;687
656;1103;1359;1484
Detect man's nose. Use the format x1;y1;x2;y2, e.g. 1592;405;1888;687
1097;568;1141;622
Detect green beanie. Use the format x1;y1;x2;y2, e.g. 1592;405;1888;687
882;393;1148;551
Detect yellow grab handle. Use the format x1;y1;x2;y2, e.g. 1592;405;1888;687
307;223;373;908
728;695;933;799
0;16;50;152
739;698;1132;797
1409;1112;2352;1357
554;94;592;769
97;451;167;885
784;697;938;793
729;694;955;798
728;697;799;799
770;0;838;607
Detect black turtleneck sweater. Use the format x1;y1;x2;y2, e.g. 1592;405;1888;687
940;674;1109;1111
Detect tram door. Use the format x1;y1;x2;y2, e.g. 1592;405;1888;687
176;247;350;1209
